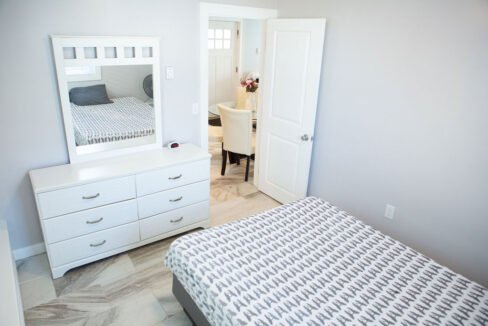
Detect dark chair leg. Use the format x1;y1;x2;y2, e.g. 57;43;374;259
228;152;236;164
236;154;240;165
221;149;227;176
245;156;251;182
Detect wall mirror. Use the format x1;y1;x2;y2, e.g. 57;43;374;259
51;36;162;163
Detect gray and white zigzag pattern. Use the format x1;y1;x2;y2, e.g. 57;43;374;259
71;96;155;145
165;197;488;325
166;197;488;326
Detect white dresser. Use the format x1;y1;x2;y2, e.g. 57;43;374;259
29;144;210;278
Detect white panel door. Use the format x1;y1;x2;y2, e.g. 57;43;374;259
208;21;239;109
258;19;326;203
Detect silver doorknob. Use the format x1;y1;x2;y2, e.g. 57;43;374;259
301;134;309;141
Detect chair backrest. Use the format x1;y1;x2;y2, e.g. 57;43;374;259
236;87;259;112
235;87;247;110
218;104;253;156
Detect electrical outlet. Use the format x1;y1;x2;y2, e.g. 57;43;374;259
166;66;174;80
192;103;199;115
384;204;396;219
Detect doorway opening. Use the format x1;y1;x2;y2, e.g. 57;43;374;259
200;4;280;223
208;17;264;184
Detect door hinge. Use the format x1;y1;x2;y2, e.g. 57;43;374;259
237;29;240;37
236;66;239;73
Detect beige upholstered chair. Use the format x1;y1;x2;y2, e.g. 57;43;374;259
235;87;247;110
218;104;255;182
235;87;259;111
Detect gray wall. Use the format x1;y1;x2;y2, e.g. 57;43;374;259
278;0;488;286
68;65;153;101
206;0;277;8
101;65;153;100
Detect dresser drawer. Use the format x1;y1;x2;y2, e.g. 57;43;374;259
136;159;210;196
43;200;138;244
38;176;136;218
140;201;209;240
48;222;140;267
137;180;210;219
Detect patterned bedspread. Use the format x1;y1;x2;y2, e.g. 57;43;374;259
71;97;155;145
165;197;488;326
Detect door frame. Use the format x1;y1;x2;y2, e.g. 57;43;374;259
199;3;278;186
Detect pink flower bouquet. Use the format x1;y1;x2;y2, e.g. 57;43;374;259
240;72;259;93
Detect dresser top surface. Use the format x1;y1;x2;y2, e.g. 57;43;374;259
29;144;210;193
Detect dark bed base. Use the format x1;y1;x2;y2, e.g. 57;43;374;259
173;276;211;326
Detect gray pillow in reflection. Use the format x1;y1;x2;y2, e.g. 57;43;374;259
69;84;113;106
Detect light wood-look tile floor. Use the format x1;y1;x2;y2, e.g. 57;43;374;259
17;127;279;326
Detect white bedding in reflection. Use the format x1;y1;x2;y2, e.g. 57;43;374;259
71;97;155;146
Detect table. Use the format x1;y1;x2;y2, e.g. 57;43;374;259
209;102;258;120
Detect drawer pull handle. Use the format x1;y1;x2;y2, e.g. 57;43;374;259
86;217;104;224
89;240;106;247
170;216;184;223
82;193;100;200
168;174;183;180
169;196;183;202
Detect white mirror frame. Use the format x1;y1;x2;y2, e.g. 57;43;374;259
51;35;162;163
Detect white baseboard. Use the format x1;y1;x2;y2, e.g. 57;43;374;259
13;242;45;261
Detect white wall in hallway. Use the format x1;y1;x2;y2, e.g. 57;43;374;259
240;19;264;75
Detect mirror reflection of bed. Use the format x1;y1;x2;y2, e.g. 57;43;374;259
66;64;156;155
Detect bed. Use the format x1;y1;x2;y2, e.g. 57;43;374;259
70;96;155;146
165;197;488;325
